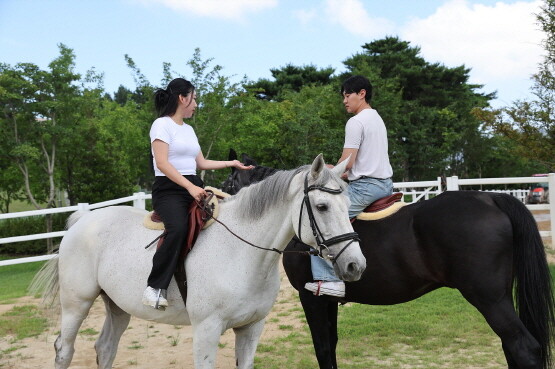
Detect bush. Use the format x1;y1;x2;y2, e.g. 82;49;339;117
0;213;68;255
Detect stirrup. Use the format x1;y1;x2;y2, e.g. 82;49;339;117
155;289;166;311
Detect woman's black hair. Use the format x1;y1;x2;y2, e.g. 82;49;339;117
154;78;195;117
341;75;373;103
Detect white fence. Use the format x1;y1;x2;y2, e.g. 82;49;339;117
1;174;553;267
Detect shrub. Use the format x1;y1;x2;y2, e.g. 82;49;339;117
0;213;68;255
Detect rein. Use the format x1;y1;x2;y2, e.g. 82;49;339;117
198;190;319;257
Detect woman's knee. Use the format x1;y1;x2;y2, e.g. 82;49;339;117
165;222;189;239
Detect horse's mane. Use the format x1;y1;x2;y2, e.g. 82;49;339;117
230;165;346;219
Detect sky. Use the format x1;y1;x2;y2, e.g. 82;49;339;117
0;0;547;108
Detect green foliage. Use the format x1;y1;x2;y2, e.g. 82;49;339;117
0;214;67;254
247;64;335;101
342;36;495;180
482;0;555;171
0;36;546;224
59;99;150;203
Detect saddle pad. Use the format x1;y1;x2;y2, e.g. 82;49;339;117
142;186;230;230
356;201;406;221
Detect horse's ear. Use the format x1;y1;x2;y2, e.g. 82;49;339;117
332;155;350;177
241;153;258;166
228;148;238;161
310;154;325;179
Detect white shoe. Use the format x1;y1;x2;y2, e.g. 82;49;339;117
142;286;168;310
304;281;345;297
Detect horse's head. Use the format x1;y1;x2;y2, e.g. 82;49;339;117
221;150;278;195
291;154;366;282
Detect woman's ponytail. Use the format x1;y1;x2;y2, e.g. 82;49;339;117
153;78;195;118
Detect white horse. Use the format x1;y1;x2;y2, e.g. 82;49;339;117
32;155;366;369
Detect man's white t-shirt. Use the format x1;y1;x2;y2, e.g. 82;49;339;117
149;116;200;177
344;108;393;181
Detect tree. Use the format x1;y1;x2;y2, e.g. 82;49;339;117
113;85;132;106
246;64;335;101
342;37;495;180
0;44;82;252
483;0;555;171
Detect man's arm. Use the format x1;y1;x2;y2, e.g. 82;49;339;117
337;148;358;171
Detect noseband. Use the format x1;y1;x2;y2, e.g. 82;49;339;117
298;173;360;264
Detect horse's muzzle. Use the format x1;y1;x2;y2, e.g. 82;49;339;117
335;247;366;282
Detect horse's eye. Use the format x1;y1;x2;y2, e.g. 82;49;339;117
316;204;328;212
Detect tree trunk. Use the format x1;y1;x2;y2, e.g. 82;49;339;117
46;214;54;254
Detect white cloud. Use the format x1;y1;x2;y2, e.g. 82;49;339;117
136;0;277;21
400;0;544;86
324;0;395;38
293;8;318;26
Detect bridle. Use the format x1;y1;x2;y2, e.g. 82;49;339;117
297;173;360;264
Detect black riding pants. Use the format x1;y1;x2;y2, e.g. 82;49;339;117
147;175;204;290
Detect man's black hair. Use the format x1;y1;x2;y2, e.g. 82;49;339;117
341;75;372;103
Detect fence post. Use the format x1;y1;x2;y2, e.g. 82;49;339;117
133;192;146;210
446;176;459;191
77;203;90;211
549;173;555;247
437;177;443;193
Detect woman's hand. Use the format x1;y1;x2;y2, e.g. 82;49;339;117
229;160;255;170
187;185;208;202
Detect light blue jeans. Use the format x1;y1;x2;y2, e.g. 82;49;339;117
310;177;393;281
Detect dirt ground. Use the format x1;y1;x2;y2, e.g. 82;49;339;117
0;211;551;368
0;265;303;369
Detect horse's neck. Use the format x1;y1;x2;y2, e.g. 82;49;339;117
219;201;294;270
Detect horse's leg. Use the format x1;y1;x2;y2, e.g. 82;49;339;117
94;293;131;369
55;296;96;369
462;292;542;369
299;289;337;369
327;300;339;369
233;319;266;369
192;318;223;369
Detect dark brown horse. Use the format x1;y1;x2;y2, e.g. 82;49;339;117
222;150;555;369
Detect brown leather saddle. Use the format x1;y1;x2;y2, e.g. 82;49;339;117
150;189;223;306
363;192;403;213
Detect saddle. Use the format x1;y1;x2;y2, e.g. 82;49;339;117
355;192;406;221
143;186;230;306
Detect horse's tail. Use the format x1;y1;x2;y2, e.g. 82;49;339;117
28;210;87;309
28;255;60;309
493;193;555;368
66;210;88;229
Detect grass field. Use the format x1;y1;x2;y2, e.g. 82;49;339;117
254;266;555;369
0;260;553;368
1;199;40;214
0;257;45;303
255;288;507;369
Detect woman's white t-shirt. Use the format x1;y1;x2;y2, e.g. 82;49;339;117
150;116;201;177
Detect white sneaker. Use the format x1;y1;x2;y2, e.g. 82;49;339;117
304;281;345;297
142;286;168;310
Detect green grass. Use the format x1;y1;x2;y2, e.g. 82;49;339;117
0;258;45;303
256;288;506;369
0;305;48;341
2;198;51;214
255;266;555;369
0;255;553;368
